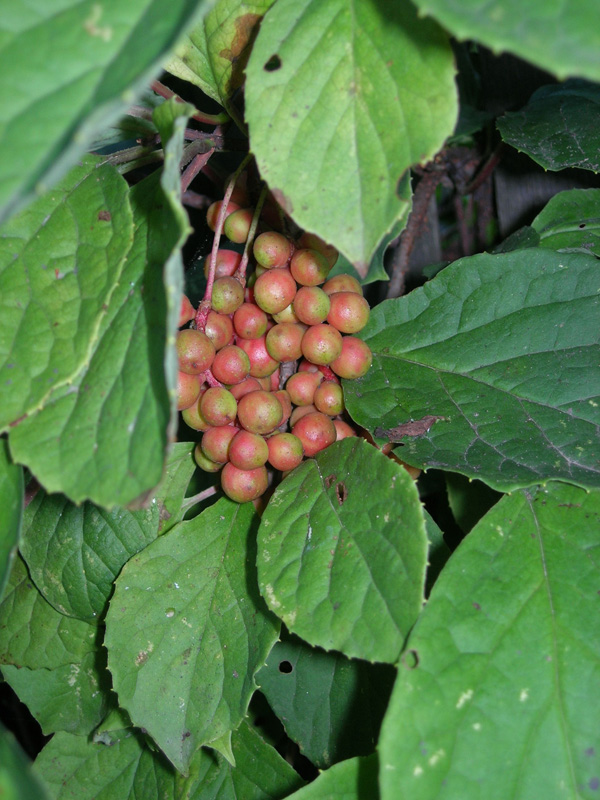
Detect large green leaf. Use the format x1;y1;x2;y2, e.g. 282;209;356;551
20;490;159;620
154;442;198;534
0;722;51;800
166;0;276;107
497;80;600;173
0;0;208;224
257;438;427;663
257;633;395;768
344;248;600;491
6;110;190;507
1;649;110;736
411;0;600;83
0;555;97;670
245;0;456;275
105;499;279;774
35;722;302;799
378;483;600;800
0;438;23;599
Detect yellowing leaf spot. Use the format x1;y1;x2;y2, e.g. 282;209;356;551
84;4;113;41
413;765;423;777
428;749;446;766
456;688;474;709
520;688;529;702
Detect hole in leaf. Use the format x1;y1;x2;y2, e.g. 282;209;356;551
264;54;282;72
279;660;293;674
401;649;419;669
579;223;586;228
336;482;348;505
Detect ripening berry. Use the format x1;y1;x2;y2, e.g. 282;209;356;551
330;337;373;379
210;345;251;385
229;376;263;400
267;433;304;471
204;249;242;280
253;268;298;315
206;200;240;232
272;303;300;324
285;371;323;406
327;292;370;334
293;285;330;325
179;295;195;327
220;463;268;503
201;424;239;463
233;302;268;340
211;276;245;315
290;248;331;286
292;411;336;456
237;390;283;435
289;404;317;427
301;324;343;365
223;207;254;243
229;430;269;470
314;381;344;416
177;371;202;411
200;387;238;427
323;274;363;296
253;231;293;268
266;322;305;362
194;444;223;473
204;310;234;351
176;329;215;375
273;389;292;426
236;335;280;378
334;419;358;440
181;393;211;431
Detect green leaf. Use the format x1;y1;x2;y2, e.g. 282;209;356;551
20;490;159;620
0;555;98;670
411;0;600;83
0;721;51;800
1;648;110;736
257;438;427;663
35;722;303;800
180;720;305;799
257;632;395;768
284;753;379;800
532;188;600;257
0;0;209;224
378;483;600;800
166;0;276;107
497;80;600;173
105;499;279;774
344;248;600;491
245;0;456;275
327;179;413;286
6;140;190;507
34;731;176;800
154;442;198;534
0;438;23;599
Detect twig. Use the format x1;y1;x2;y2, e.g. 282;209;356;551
151;80;230;125
181;148;215;193
180;485;219;510
235;184;268;281
182;190;212;209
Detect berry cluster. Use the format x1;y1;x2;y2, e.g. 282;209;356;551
176;184;373;504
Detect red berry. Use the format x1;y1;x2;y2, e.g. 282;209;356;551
181;392;211;431
204;310;234;351
323;274;363;296
229;430;269;470
200;387;238;426
267;433;304;471
290;248;330;286
297;232;338;268
285;371;323;406
223;207;254;243
233;302;268;340
327;292;370;334
204;249;242;280
229;376;263;400
177;371;202;411
253;268;297;315
330;337;373;379
236;336;279;378
293;285;330;325
201;424;239;463
301;324;343;366
314;381;345;416
206;200;240;232
220;463;268;503
179;295;195;327
253;231;293;268
210;345;251;385
211;276;245;315
292;411;336;456
237;390;283;435
266;323;305;362
334;419;358;440
194;444;223;473
176;329;215;375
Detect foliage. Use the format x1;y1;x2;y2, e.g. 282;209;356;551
0;1;599;799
